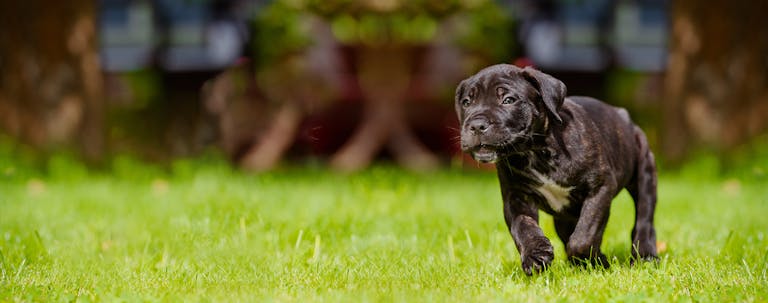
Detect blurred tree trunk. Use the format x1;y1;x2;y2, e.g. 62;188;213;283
330;46;439;172
663;1;768;163
0;1;104;161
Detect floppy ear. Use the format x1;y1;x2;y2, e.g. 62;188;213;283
521;67;566;123
454;79;468;117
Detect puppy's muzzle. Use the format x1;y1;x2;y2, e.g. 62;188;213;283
461;116;502;163
467;117;491;135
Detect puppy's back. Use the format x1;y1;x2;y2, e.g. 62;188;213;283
564;96;640;170
567;96;636;128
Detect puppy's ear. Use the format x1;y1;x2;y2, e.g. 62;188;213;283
522;67;566;123
454;79;468;116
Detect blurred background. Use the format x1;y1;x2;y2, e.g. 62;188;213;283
0;0;766;172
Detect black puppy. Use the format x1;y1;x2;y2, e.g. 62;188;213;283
455;64;658;275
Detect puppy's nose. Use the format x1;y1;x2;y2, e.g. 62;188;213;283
468;118;491;135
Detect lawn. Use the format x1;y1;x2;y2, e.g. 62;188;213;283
1;154;767;302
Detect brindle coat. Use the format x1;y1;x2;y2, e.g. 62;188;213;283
455;64;658;275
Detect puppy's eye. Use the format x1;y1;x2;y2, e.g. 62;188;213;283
461;98;471;107
502;96;517;105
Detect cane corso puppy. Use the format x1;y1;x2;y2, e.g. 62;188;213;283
455;64;658;275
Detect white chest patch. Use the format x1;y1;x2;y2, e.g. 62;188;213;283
530;170;573;212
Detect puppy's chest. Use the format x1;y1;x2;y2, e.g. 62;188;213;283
522;169;574;213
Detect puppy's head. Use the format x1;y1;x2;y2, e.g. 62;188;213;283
455;64;566;163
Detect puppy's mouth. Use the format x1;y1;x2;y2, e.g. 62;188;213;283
470;144;500;163
464;136;531;163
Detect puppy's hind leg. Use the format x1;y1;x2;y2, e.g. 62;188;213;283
626;127;658;262
553;218;576;248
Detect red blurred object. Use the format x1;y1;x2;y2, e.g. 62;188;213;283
513;57;535;68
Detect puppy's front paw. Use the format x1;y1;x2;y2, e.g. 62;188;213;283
521;237;554;275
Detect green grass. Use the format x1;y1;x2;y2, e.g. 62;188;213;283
1;155;767;302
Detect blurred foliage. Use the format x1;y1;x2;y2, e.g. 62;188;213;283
105;70;174;156
251;0;514;64
450;2;515;65
329;12;439;46
250;2;314;68
117;70;163;111
300;0;486;17
605;69;662;150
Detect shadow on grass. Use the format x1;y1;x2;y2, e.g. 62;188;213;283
498;246;664;282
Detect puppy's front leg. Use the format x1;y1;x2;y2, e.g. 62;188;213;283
498;165;554;275
503;198;554;275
